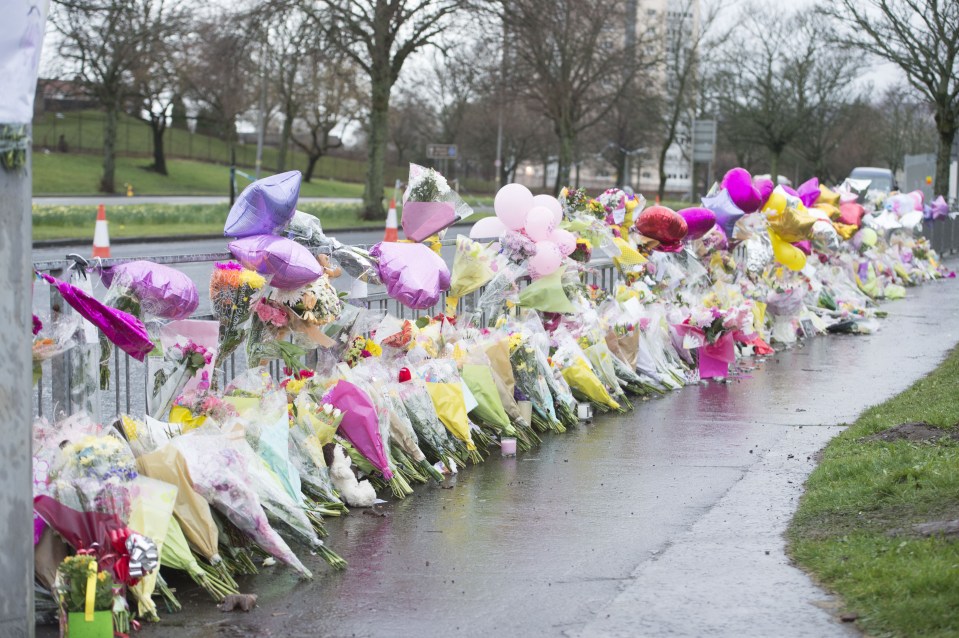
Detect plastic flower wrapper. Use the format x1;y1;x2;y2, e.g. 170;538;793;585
446;235;503;316
470;261;526;327
159;515;238;602
509;332;564;432
398;379;461;470
479;337;540;450
461;363;513;436
327;380;394;480
383;389;445;482
584;341;632;409
401;163;473;242
516;314;578;428
100;260;199;321
126;476;179;619
209;262;266;380
31;312;80;387
518;266;576;314
425;381;484;463
289;393;347;512
552;340;621;412
147;339;212;420
169;428;312;578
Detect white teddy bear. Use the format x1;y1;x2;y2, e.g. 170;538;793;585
329;444;377;507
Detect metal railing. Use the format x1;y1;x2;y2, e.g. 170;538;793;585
32;239;619;422
921;214;959;257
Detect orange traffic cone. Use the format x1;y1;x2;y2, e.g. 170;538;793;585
383;198;399;242
92;204;110;258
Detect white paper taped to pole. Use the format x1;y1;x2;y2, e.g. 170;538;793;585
0;1;49;123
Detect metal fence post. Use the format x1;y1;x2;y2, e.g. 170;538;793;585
0;126;36;637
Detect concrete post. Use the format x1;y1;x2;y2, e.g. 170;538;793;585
0;135;35;636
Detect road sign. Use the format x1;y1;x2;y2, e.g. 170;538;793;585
427;143;458;159
692;119;716;163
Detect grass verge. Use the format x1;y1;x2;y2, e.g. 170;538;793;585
33;202;494;241
788;347;959;637
33;153;366;198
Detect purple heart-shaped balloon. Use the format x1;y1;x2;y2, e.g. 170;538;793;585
677;207;717;241
722;168;762;213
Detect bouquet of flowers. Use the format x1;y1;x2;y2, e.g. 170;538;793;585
289;393;347;513
170;429;312;578
399;380;461;471
509;332;563;432
148;340;212;419
272;275;343;342
247;297;290;365
401;164;473;241
209;262;266;380
551;334;622;412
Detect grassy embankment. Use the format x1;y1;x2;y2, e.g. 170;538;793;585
789;347;959;637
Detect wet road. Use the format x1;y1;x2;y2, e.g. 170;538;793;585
36;276;952;638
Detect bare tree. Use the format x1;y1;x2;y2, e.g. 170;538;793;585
268;10;312;172
308;0;470;219
131;5;188;175
292;48;365;182
181;14;257;157
826;0;958;196
875;85;938;175
52;0;179;192
389;87;436;167
500;0;635;193
653;0;719;199
712;9;854;180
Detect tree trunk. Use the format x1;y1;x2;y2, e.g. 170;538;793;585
363;79;391;220
554;123;574;195
615;150;627;188
100;104;118;193
149;117;168;175
657;142;669;201
934;117;956;198
770;149;781;186
278;112;293;173
304;153;320;183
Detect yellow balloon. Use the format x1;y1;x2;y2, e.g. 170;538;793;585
764;190;787;216
816;185;840;207
769;229;806;271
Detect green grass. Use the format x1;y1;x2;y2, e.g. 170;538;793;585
789;347;959;638
33;153;366;198
31;200;493;241
31;201;381;241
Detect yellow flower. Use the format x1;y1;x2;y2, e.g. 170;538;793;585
286;377;308;396
239;270;266;288
364;339;382;357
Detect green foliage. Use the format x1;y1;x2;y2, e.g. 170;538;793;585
789;347;959;637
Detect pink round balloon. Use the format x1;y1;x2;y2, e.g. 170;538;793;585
722;168;762;213
529;241;562;279
533;194;563;225
469;216;508;239
677;207;716;241
494;184;534;230
549;228;577;257
793;240;812;255
525;205;556;241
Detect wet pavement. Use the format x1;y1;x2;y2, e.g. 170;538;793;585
37;276;959;637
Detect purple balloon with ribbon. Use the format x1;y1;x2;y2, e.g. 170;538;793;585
677;207;717;241
102;260;199;320
224;170;301;237
370;241;451;309
229;234;323;290
722;168;762;213
39;273;153;361
796;178;820;208
702;189;746;240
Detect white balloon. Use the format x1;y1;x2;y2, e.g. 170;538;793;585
532;194;563;225
494;183;535;230
469;216;508;239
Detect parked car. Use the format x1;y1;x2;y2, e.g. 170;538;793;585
846;167;897;199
